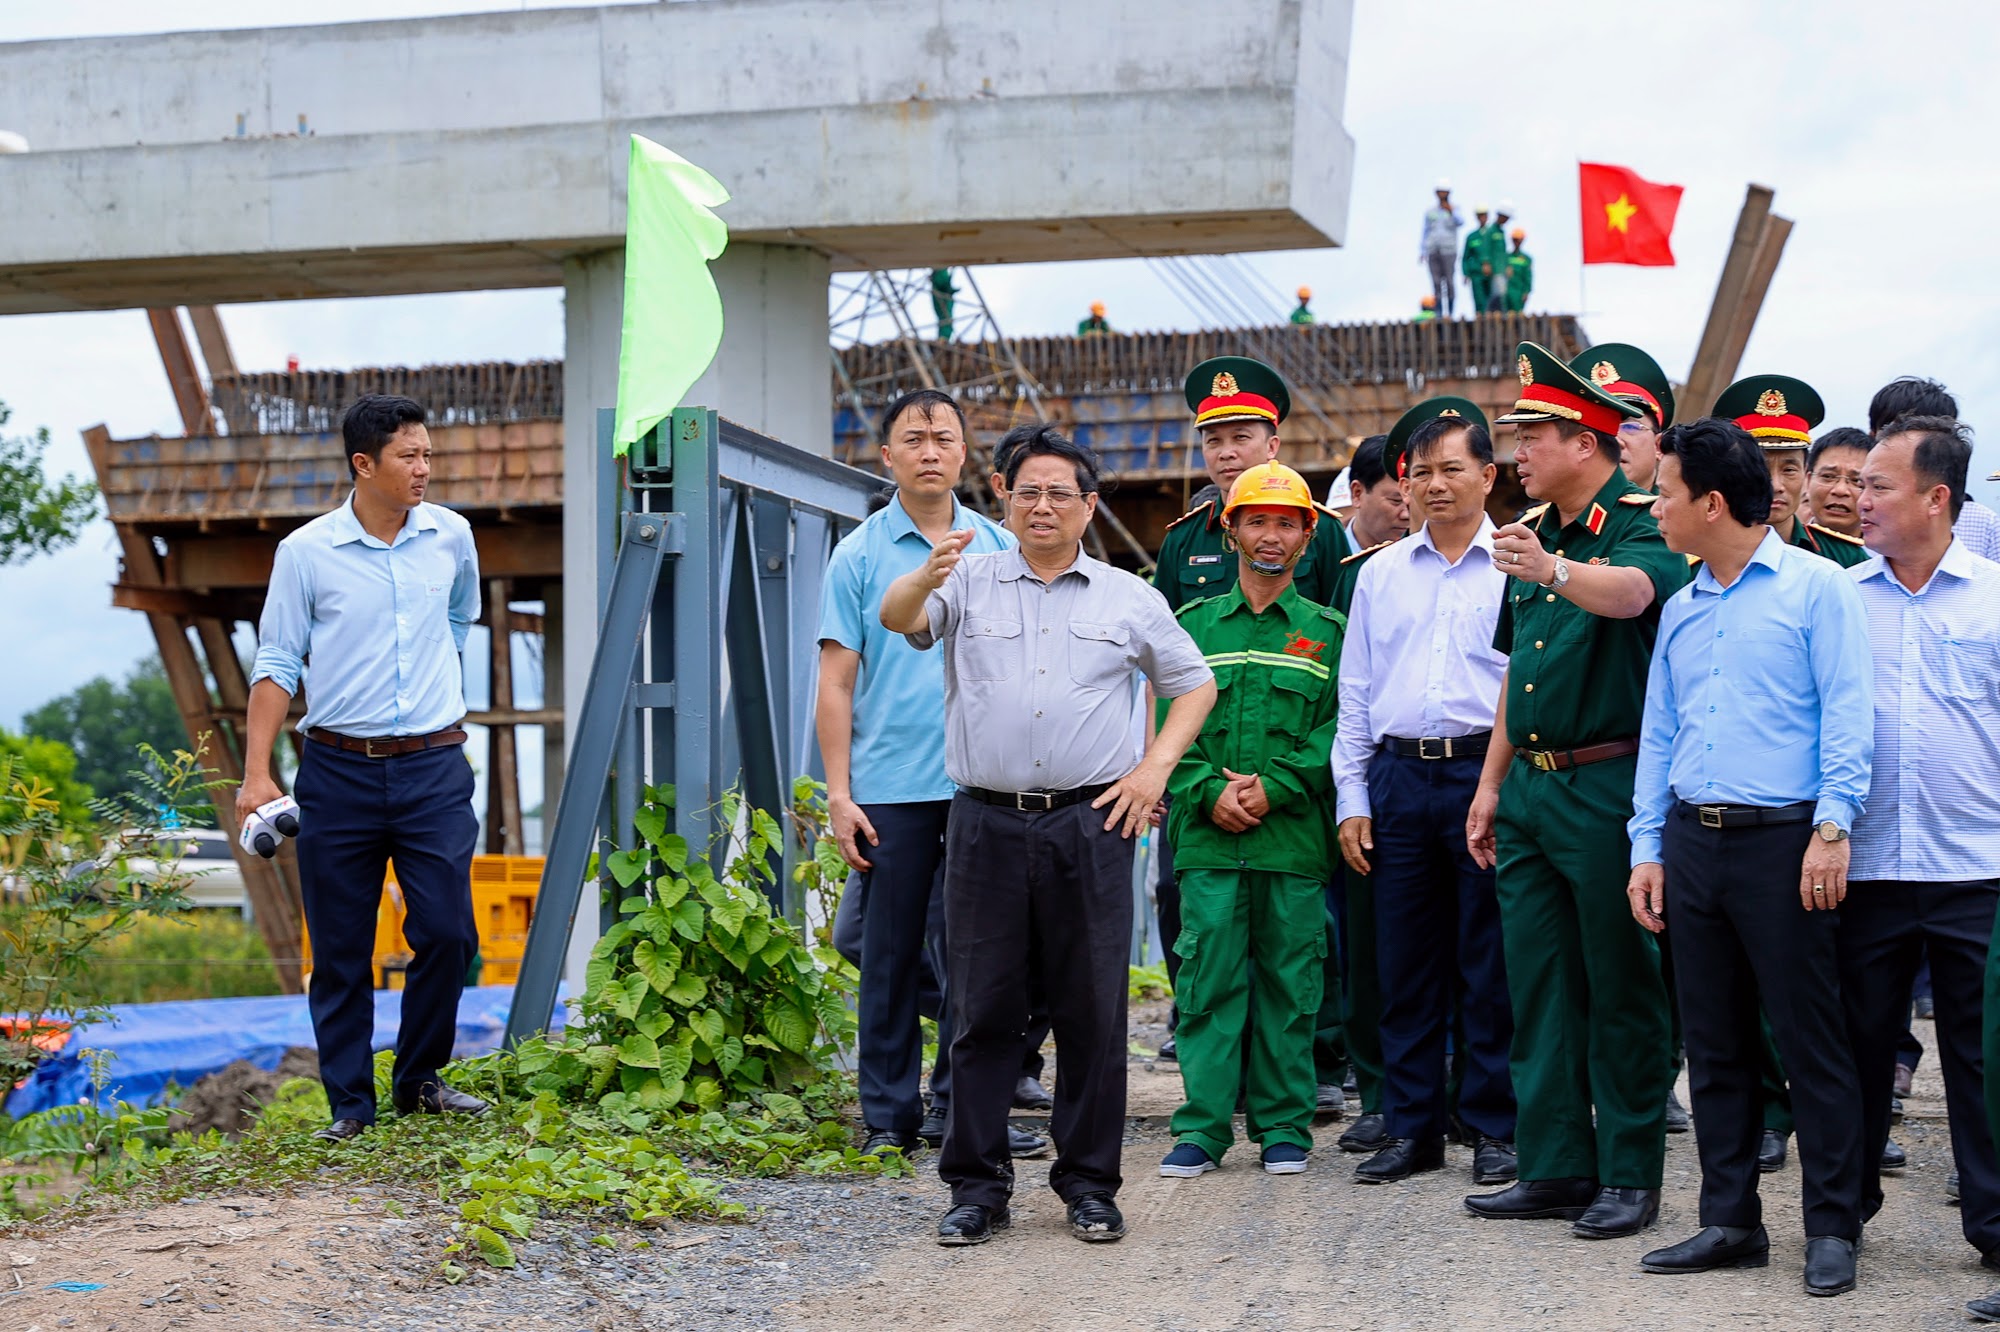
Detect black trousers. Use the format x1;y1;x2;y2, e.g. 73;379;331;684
941;794;1134;1208
1369;750;1516;1142
294;741;480;1124
1839;876;2000;1254
855;801;954;1136
1664;806;1862;1238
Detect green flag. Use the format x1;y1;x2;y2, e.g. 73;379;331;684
611;135;730;457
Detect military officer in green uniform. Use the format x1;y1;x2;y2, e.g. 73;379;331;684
1462;342;1692;1238
1153;356;1352;1110
1159;462;1344;1179
1715;374;1870;569
1571;343;1674;494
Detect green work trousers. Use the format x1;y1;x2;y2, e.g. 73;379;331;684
1494;756;1671;1188
1170;868;1326;1161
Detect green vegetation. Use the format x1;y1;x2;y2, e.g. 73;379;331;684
1130;960;1174;1002
0;726;97;828
0;397;97;566
23;657;191;810
78;911;284;1005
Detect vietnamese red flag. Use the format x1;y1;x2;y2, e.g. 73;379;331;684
1579;162;1683;266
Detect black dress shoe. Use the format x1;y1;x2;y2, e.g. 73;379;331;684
1343;1068;1359;1097
936;1203;1009;1246
918;1105;947;1147
1572;1186;1661;1239
861;1128;914;1157
1970;1288;2000;1323
1338;1111;1388;1153
1880;1139;1907;1170
392;1084;490;1116
1803;1235;1856;1296
1641;1225;1769;1273
1757;1129;1788;1172
1315;1082;1347;1115
1354;1136;1445;1184
1465;1177;1598;1221
1067;1191;1126;1242
1473;1135;1518;1185
312;1117;368;1143
1012;1076;1054;1112
1664;1090;1692;1134
1156;1037;1177;1062
1008;1125;1051;1158
1951;1172;1962;1203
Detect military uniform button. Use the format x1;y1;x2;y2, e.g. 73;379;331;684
1524;684;1534;693
1529;733;1538;742
1546;593;1557;602
1556;550;1565;557
1534;640;1544;649
1197;576;1207;584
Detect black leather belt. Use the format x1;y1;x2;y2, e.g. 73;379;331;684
959;783;1114;813
1676;800;1815;830
1385;732;1490;760
308;726;468;758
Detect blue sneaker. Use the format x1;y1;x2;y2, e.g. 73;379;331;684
1261;1142;1310;1175
1159;1142;1218;1178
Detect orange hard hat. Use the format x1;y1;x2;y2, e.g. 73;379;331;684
1510;228;1525;241
1297;285;1312;300
1222;462;1318;527
1421;295;1437;308
1090;300;1106;316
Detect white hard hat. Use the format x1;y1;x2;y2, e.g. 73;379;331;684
1497;199;1516;215
1327;469;1352;505
1475;203;1491;214
0;130;29;155
1435;177;1452;191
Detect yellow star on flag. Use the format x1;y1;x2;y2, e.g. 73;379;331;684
1604;193;1639;233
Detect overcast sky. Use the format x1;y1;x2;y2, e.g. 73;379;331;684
2;0;1996;758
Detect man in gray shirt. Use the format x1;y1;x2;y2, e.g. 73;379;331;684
882;427;1216;1249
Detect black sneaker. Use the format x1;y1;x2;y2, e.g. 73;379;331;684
1314;1083;1347;1116
1067;1191;1126;1242
936;1203;1008;1246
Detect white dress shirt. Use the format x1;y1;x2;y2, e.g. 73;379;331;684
1848;539;2000;881
1334;516;1509;822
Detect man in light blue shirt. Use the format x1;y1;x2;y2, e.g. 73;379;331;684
1834;419;2000;1313
815;389;1016;1158
1625;418;1872;1296
239;394;484;1143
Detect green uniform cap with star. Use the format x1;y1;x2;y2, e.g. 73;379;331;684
1186;356;1292;428
1569;342;1675;430
1496;341;1641;435
1384;395;1490;481
1713;374;1824;450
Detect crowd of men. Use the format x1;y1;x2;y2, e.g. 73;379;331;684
813;332;2000;1310
1421;179;1533;317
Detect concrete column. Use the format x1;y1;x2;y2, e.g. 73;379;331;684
557;240;830;984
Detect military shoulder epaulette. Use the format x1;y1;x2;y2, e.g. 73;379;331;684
1314;501;1343;519
1341;539;1396;565
1618;492;1658;505
1521;502;1552;522
1162;501;1215;532
1808;521;1865;547
1686;553;1703;567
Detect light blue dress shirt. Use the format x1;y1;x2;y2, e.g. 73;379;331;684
1628;527;1873;867
817;493;1012;804
249;498;480;738
1849;540;2000;881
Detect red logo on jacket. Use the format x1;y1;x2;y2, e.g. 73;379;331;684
1283;633;1325;662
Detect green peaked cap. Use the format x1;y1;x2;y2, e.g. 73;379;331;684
1384;396;1489;480
1496;341;1641;432
1569;342;1675;430
1713;374;1825;449
1185;355;1292;427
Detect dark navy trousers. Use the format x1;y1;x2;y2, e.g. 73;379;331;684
294;739;480;1123
856;801;955;1136
1368;748;1517;1142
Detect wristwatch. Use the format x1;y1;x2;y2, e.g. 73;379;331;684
1541;557;1571;593
1818;820;1848;843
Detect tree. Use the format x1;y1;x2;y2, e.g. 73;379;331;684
23;657;188;810
0;397;98;565
0;727;95;828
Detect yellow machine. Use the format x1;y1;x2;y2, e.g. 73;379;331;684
300;855;542;990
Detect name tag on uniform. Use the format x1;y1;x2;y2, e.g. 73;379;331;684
1187;554;1224;566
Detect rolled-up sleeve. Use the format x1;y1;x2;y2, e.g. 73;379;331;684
1133;586;1213;699
250;539;311;695
904;562;964;652
449;525;481;654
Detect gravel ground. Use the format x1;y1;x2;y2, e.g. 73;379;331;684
6;1016;1991;1331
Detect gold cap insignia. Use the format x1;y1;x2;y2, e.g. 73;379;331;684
1517;355;1533;387
1211;371;1240;397
1756;388;1788;417
1591;360;1618;386
1439;408;1461;418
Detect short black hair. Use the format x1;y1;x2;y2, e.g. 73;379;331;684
1657;418;1772;527
1807;426;1873;474
342;394;426;479
1878;413;1972;521
1867;376;1956;436
879;389;968;446
1555;417;1620;463
1409;417;1494;467
1349;434;1391;490
997;424;1101;494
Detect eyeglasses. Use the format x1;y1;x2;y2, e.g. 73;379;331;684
1616;421;1656;437
1010;487;1089;509
1811;469;1865;487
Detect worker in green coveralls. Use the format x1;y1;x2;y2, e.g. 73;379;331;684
1462;206;1501;315
1504;230;1533;313
1715;374;1871;570
1158;461;1345;1179
1151;355;1351;1110
1291;286;1316;326
1462;341;1692;1239
929;268;957;341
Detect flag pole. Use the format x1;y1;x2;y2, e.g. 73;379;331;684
1576;158;1588;323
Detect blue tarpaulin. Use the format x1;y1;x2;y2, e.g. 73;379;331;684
5;984;569;1117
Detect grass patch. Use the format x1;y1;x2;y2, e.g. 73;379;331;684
77;911;284;1005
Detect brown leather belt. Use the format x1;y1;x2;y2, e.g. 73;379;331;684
308;726;467;758
1513;738;1640;773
